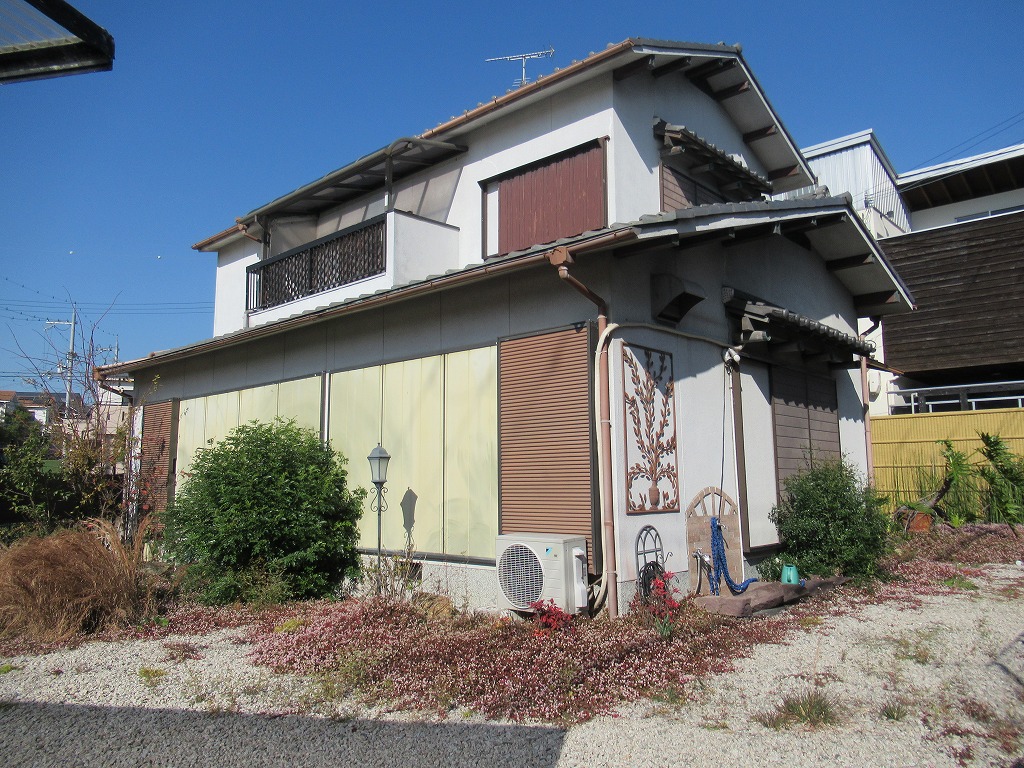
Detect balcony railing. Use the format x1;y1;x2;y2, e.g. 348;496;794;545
887;379;1024;414
247;215;386;312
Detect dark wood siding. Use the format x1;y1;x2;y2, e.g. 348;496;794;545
498;142;606;255
499;326;596;571
881;210;1024;381
772;368;840;493
140;399;178;514
660;164;724;211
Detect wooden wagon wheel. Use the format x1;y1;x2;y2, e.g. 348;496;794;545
684;486;741;596
685;486;738;519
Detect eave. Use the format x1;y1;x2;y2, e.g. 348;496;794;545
631;197;915;317
0;0;114;84
195;38;814;250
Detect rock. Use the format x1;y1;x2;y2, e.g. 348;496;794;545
746;583;786;612
693;595;752;617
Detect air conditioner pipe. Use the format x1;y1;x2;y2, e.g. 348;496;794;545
548;230;634;619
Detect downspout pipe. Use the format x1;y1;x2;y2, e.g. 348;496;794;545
548;231;635;619
860;317;882;484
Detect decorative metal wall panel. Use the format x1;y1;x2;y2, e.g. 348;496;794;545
622;344;679;513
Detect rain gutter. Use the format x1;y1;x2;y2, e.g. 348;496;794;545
96;228;636;380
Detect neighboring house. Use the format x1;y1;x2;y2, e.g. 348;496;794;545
11;390;86;426
97;38;911;613
800;136;1024;415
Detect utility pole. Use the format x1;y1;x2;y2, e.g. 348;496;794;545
46;307;76;420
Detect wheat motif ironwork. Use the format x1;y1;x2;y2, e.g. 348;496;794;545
623;345;678;512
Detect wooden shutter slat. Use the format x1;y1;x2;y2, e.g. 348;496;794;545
499;327;595;571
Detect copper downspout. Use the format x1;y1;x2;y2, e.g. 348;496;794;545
547;230;635;619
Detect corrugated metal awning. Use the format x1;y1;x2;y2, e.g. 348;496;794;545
0;0;113;84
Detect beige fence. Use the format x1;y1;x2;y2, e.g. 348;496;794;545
871;408;1024;504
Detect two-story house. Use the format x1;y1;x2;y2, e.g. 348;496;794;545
98;39;911;614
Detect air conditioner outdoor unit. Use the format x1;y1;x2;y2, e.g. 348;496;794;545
495;533;588;613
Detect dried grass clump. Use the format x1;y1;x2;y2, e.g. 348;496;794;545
0;519;163;645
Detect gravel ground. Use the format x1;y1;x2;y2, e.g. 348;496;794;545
1;564;1023;768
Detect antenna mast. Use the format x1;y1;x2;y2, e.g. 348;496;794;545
486;46;554;88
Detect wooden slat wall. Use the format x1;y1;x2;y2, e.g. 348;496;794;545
881;210;1024;380
772;368;840;492
660;164;723;211
140;400;177;514
498;142;605;255
499;326;596;571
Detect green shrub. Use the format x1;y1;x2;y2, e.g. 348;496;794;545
162;419;364;604
977;433;1024;525
770;458;890;579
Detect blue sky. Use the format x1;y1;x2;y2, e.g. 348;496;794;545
2;0;1023;392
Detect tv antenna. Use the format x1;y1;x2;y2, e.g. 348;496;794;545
486;47;554;88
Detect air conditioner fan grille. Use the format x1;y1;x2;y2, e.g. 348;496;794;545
498;543;544;609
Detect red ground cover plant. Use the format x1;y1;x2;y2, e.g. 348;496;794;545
529;599;574;636
248;593;795;723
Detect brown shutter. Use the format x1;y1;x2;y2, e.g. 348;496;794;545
772;368;840;493
498;142;606;255
140;400;178;514
660;164;725;212
499;326;596;571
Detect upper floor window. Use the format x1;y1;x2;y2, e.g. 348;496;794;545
484;140;607;257
655;120;769;209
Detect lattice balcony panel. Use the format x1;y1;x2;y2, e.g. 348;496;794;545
250;218;387;311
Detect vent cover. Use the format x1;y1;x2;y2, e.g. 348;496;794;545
498;543;544;609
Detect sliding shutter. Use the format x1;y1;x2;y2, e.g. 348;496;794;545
499;326;596;571
498;142;606;255
140;399;178;513
771;368;840;493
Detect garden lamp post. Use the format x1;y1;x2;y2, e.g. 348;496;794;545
367;443;390;589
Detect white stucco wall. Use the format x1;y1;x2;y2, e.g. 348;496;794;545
908;188;1024;230
610;70;770;223
213;238;260;337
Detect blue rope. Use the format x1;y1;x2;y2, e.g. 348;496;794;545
709;517;758;596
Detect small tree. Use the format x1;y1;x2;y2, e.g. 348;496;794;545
5;307;141;541
0;406;80;541
162;419;364;604
769;458;890;579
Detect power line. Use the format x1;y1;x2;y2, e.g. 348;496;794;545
905;108;1024;172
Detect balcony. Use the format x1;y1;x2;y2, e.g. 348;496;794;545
245;211;460;323
887;379;1024;414
247;215;386;312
